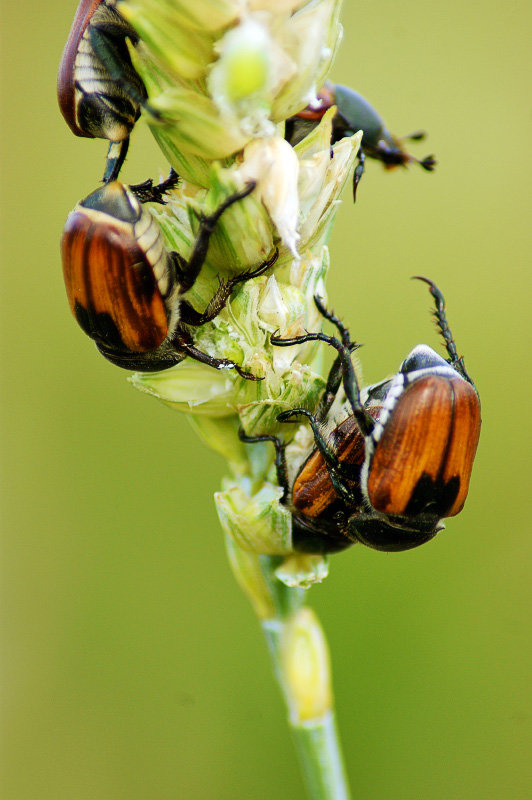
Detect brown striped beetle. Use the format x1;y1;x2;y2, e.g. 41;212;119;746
61;179;277;376
240;279;480;553
57;0;156;183
285;82;436;201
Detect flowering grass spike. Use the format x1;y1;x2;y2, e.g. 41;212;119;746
119;1;357;797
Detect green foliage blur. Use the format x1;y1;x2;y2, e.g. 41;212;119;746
2;1;531;797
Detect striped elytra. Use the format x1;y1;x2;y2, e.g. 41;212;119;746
60;180;275;377
292;406;383;519
61;183;171;353
366;373;481;519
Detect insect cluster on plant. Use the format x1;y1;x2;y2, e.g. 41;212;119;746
57;2;479;554
241;279;480;553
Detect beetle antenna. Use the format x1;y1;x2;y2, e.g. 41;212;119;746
419;154;437;171
402;130;427;142
412;276;475;386
407;153;437;171
129;168;180;205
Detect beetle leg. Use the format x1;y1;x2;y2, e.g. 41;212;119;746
238;430;290;504
309;295;360;420
178;248;278;327
312;298;374;434
129;168;179;204
177;182;257;295
366;140;401;167
173;332;261;381
333;342;375;437
315;353;346;422
271;328;373;437
277;408;356;507
103;139;130;183
312;295;353;346
315;341;359;422
271;330;333;348
412;276;475;386
353;149;366;203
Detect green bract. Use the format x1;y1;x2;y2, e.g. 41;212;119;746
216;479;293;555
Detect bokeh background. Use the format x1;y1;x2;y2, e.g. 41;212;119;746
2;1;531;798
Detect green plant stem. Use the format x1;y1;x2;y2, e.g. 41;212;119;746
260;559;352;800
262;619;351;800
291;713;351;800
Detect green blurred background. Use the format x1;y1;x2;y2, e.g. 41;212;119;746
2;1;531;797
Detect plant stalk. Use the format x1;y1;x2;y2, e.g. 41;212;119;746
261;560;352;800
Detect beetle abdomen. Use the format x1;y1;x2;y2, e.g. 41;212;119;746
74;13;140;140
57;0;144;142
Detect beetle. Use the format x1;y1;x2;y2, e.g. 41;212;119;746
61;179;278;376
57;0;156;183
240;279;480;553
285;82;436;200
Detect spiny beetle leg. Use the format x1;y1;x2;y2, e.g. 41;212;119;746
176;336;262;382
179;182;257;294
412;275;474;386
272;327;374;437
277;408;356;506
238;429;290;503
419;155;437;171
178;248;278;327
316;349;359;422
313;295;353;347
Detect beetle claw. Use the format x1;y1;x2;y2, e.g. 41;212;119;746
233;364;264;381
